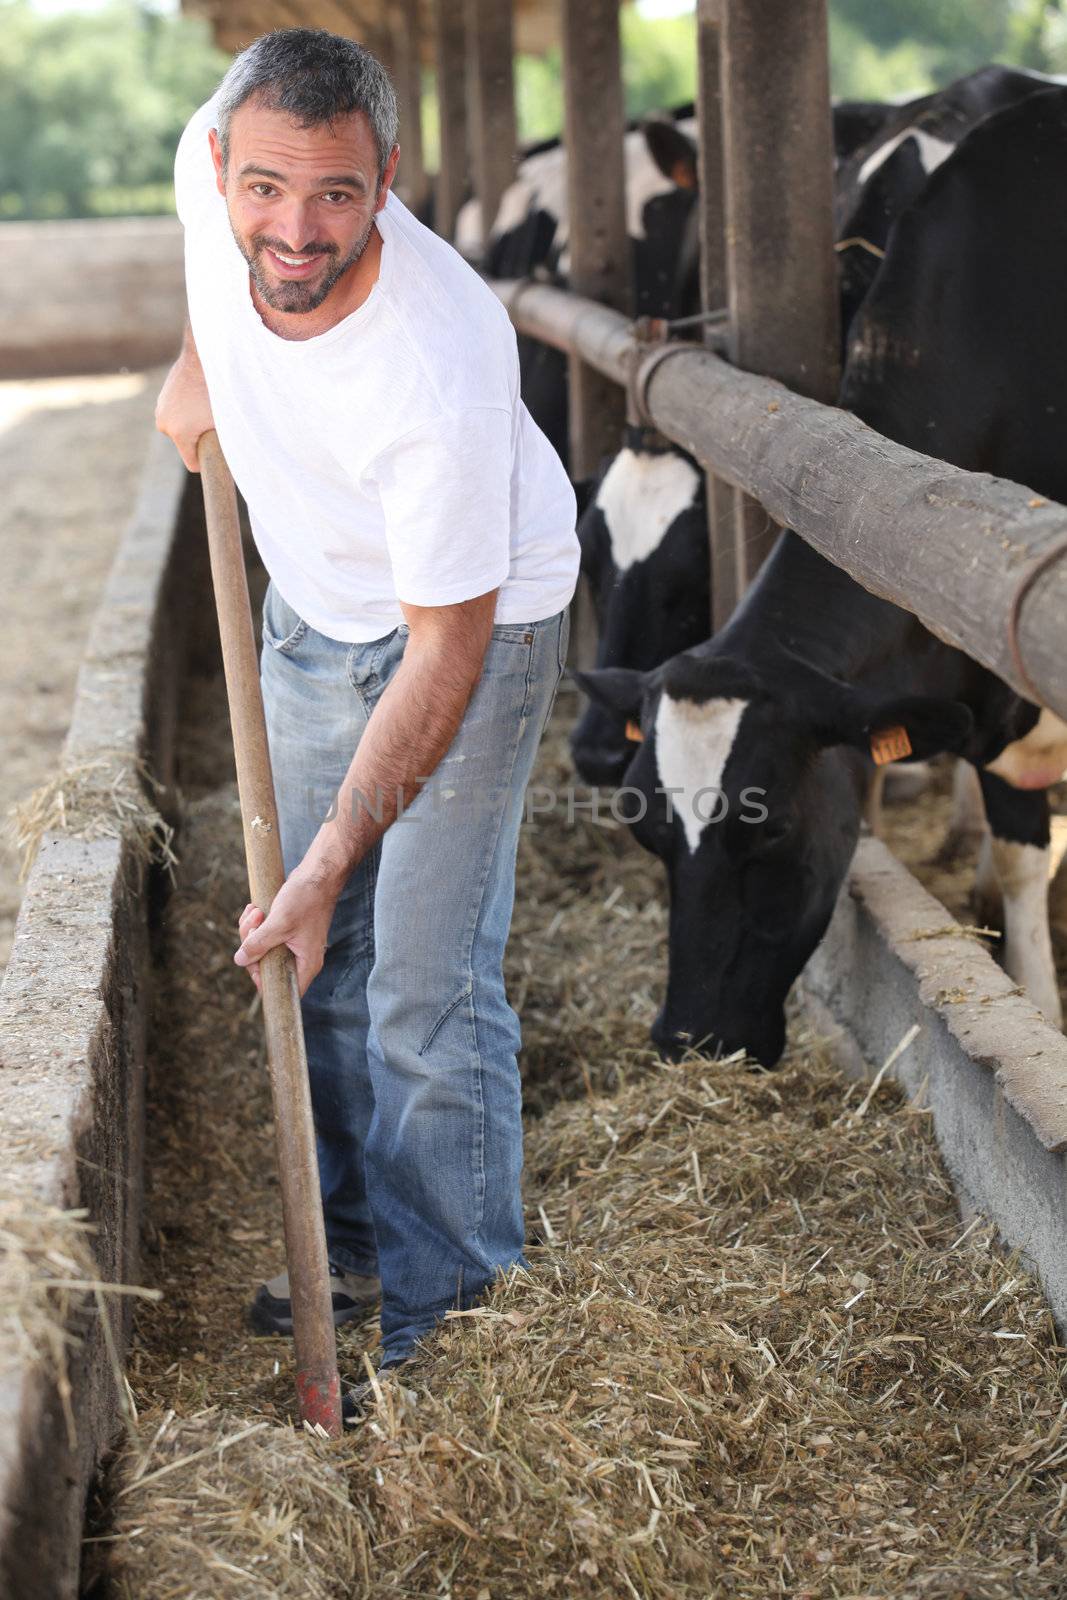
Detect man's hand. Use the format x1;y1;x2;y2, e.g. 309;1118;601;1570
155;321;215;472
234;865;340;997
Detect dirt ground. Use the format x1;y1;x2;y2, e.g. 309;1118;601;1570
0;370;165;973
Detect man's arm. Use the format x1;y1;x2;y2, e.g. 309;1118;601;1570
155;319;215;472
235;588;498;994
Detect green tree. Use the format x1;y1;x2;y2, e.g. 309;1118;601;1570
829;0;1067;97
0;0;227;220
7;0;1067;222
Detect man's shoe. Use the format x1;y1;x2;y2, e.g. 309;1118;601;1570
247;1261;380;1336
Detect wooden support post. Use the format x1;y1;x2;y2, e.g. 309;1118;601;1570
560;0;630;483
464;0;517;256
696;0;736;631
720;0;840;592
393;0;428;214
434;0;468;240
368;16;396;79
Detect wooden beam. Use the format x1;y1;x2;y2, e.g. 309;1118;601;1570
491;276;1067;722
393;0;428;212
695;0;735;631
302;0;367;40
719;0;840;591
463;0;517;255
434;0;468;240
560;0;630;481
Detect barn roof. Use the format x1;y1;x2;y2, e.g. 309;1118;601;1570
182;1;560;60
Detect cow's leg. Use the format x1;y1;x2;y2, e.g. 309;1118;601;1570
973;830;1001;931
864;763;886;837
865;760;934;837
937;758;988;865
883;758;933;802
1050;842;1067;930
977;770;1061;1026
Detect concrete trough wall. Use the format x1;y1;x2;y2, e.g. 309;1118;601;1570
0;436;191;1600
803;836;1067;1336
0;219;185;377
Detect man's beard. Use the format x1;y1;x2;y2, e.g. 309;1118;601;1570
233;216;375;314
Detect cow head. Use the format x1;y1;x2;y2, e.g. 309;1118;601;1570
634;117;700;320
574;649;973;1065
570;435;709;786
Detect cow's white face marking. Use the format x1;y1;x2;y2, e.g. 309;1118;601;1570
654;693;748;853
985;708;1067;791
857;126;956;187
596;447;702;572
991;838;1063;1026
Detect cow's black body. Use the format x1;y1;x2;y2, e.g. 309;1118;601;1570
835;65;1061;345
576;87;1067;1065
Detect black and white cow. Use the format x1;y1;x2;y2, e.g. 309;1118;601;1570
575;86;1067;1065
569;65;1063;792
571;433;709;786
835;64;1064;343
463;110;702;469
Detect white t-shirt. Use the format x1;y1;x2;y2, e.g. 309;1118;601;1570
174;98;579;642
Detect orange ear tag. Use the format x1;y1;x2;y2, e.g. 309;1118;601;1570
625;719;645;743
870;725;913;765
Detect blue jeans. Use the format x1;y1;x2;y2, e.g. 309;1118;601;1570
260;582;568;1364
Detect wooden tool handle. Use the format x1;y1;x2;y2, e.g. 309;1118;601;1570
197;430;341;1438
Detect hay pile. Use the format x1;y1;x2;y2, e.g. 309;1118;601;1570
7;753;175;881
503;707;665;1111
0;1201;109;1447
0;1195;159;1456
93;692;1067;1599
100;1408;358;1598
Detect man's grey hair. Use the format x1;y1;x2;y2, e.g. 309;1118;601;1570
216;29;398;181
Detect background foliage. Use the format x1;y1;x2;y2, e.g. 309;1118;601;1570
2;0;1067;221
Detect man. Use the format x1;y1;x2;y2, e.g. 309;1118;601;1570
156;28;578;1402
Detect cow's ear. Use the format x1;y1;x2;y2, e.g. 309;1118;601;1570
570;666;648;717
642;117;698;189
819;691;974;762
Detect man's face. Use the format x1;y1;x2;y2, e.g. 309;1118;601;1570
210;98;397;316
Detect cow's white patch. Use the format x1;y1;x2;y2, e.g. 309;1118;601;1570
491;142;572;250
992;838;1063;1026
596;447;702;572
490;175;539;241
985;708;1067;791
857;126;956;187
654;693;748;853
454;196;484;257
